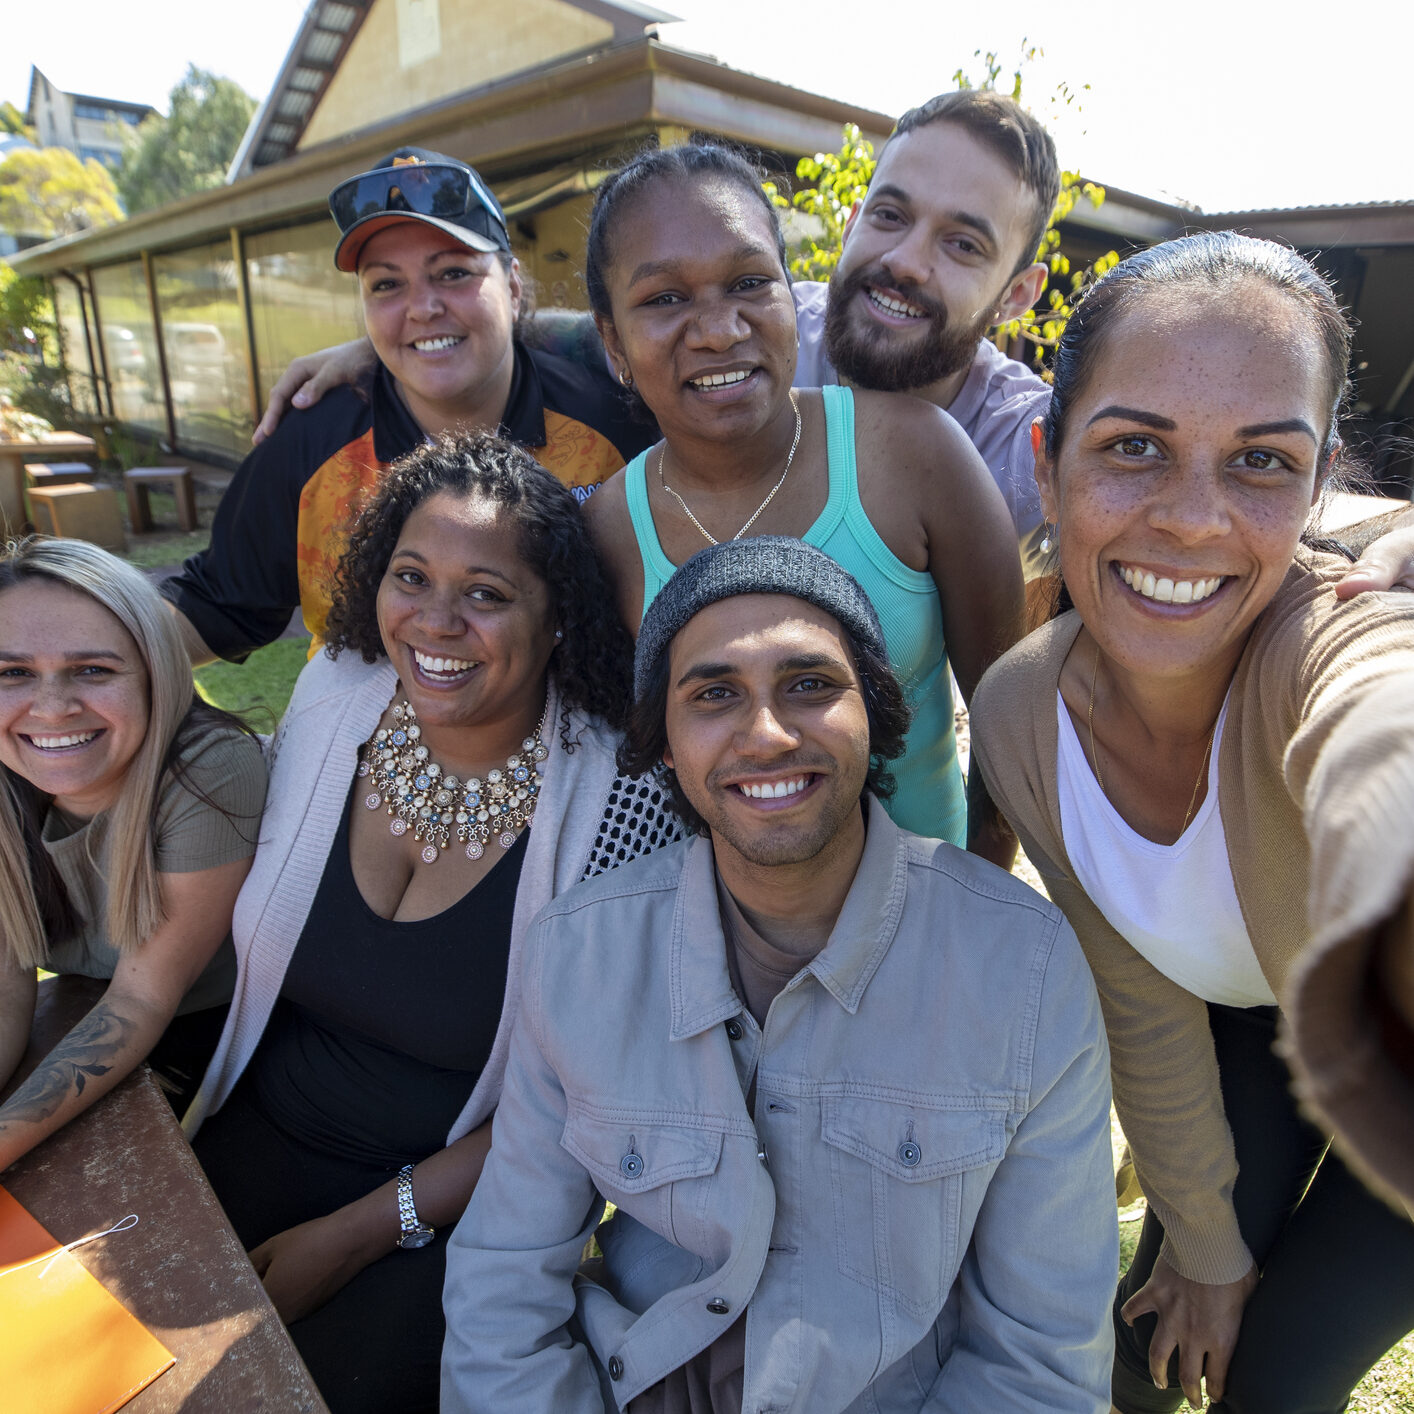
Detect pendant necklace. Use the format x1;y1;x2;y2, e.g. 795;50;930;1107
358;699;549;864
1087;646;1215;836
659;391;802;546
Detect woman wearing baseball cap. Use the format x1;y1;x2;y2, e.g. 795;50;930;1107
159;148;651;664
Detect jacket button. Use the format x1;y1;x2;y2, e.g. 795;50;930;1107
620;1151;644;1179
898;1141;921;1167
725;1019;744;1041
706;1297;730;1315
608;1356;624;1380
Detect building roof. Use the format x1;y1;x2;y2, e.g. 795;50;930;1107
9;37;891;278
228;0;678;179
24;67;156;124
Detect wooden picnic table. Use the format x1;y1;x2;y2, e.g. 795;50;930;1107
0;432;100;536
2;975;328;1412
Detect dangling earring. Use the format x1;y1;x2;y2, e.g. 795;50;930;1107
618;369;634;391
1040;522;1057;556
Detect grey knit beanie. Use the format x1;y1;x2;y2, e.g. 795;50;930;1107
633;537;887;700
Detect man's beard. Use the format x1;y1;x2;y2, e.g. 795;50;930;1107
824;266;992;393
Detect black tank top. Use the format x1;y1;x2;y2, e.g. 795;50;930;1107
246;781;526;1165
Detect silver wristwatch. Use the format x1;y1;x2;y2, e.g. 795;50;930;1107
396;1163;435;1249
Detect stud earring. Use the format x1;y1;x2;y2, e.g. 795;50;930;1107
618;369;634;390
554;629;564;641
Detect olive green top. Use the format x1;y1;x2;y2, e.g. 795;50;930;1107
41;728;267;1014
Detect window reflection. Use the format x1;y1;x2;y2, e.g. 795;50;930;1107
153;242;254;460
52;279;100;416
246;220;364;406
91;261;166;435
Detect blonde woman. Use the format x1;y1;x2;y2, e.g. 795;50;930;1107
0;537;265;1171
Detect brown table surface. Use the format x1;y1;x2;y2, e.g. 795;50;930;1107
0;433;100;534
3;976;328;1412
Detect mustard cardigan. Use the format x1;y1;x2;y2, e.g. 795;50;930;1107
971;550;1414;1282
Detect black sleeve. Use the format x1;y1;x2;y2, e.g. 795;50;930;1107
160;393;371;661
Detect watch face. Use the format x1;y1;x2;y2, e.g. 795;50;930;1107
398;1228;435;1250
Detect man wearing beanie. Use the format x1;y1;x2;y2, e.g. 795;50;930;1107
442;538;1116;1414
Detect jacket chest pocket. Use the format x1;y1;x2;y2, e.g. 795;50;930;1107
562;1108;726;1249
822;1095;1008;1317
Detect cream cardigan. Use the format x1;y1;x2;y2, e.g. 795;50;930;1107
185;650;649;1144
972;551;1414;1282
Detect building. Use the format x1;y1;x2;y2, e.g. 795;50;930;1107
24;67;155;171
6;2;1413;492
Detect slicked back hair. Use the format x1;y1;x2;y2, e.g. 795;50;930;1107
891;90;1060;279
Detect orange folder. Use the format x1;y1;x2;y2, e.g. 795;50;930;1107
0;1184;174;1414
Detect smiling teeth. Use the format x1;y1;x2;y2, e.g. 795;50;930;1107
28;732;98;749
868;289;926;319
413;336;462;351
740;776;810;799
1120;567;1225;604
414;649;474;674
691;370;750;388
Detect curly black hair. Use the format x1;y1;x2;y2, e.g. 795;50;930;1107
616;619;913;836
323;432;634;733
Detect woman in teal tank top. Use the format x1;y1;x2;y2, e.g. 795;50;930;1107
579;143;1024;862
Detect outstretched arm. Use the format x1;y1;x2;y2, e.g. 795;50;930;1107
253;337;378;445
0;857;249;1172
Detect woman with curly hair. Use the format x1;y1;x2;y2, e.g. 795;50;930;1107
186;433;679;1414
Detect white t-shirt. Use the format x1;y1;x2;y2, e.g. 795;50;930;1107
791;281;1052;575
1055;692;1277;1008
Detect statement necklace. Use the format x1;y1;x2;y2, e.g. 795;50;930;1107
658;391;802;546
1087;646;1215;836
358;699;549;865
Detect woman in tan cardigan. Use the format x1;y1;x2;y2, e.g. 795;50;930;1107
970;232;1414;1414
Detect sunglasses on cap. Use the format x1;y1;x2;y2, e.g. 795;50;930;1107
328;161;509;249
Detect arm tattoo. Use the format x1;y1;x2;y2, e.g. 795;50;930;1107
0;1003;137;1129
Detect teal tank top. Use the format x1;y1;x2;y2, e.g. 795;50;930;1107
624;385;965;846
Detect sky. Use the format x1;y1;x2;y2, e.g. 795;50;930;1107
5;0;1410;213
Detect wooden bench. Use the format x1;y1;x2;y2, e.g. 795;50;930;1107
125;465;198;534
27;482;127;552
25;461;98;487
0;432;99;534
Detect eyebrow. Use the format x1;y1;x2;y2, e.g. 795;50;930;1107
391;550;514;582
1237;419;1318;442
627;244;776;286
0;649;126;663
673;650;847;689
361;247;481;273
1087;406;1177;430
868;184;999;247
1086;408;1320;443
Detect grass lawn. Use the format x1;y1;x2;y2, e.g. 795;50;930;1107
194;635;309;723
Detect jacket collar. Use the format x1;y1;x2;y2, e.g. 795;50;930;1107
668;795;909;1039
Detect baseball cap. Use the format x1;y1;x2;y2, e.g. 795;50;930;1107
330;147;511;272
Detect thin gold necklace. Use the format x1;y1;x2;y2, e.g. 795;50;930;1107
658;391;802;546
1087;645;1216;836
